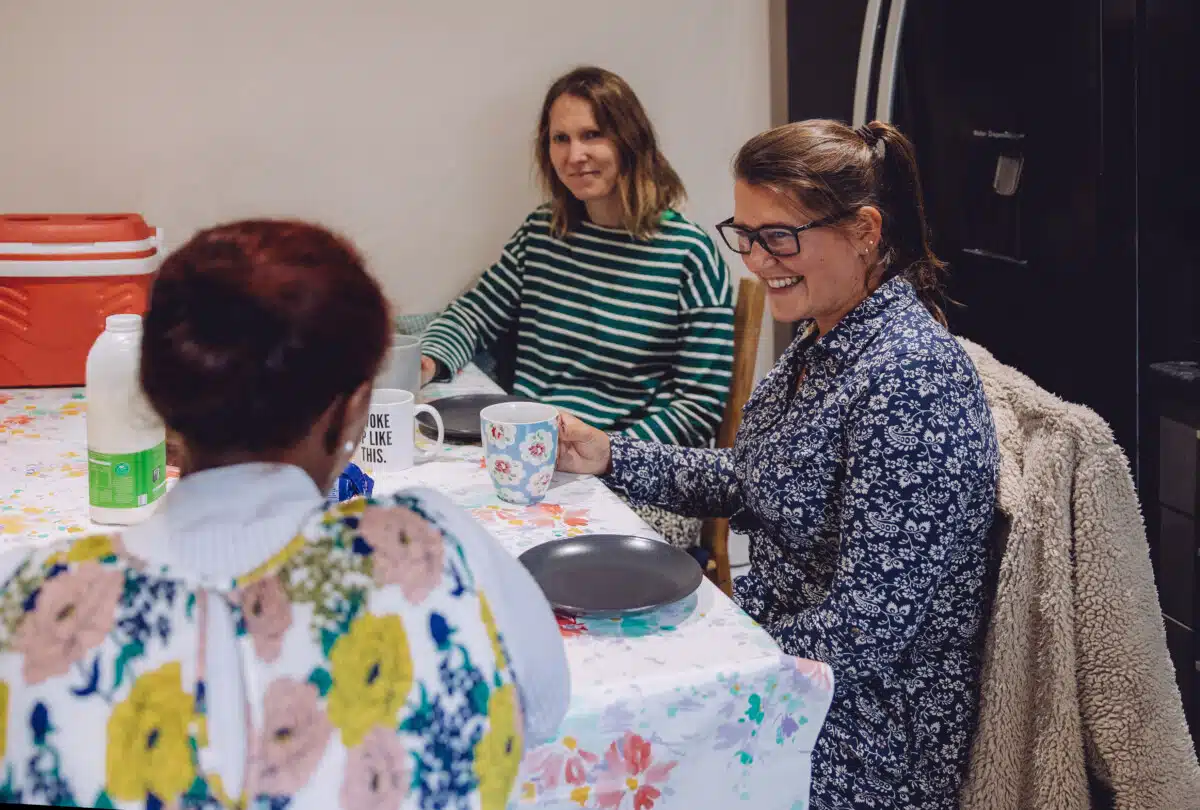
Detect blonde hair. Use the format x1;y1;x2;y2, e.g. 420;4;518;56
535;66;685;240
734;118;949;325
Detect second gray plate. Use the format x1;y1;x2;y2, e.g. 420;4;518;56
518;534;703;616
416;393;535;442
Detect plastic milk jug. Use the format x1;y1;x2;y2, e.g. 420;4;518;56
85;314;167;524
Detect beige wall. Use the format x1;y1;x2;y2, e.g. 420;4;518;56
0;0;774;325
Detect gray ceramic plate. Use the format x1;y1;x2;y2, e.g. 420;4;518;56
416;393;536;442
518;534;704;616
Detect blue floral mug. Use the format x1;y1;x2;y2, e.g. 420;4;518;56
480;402;559;504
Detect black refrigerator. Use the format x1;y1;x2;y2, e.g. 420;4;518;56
788;0;1142;466
786;0;1199;747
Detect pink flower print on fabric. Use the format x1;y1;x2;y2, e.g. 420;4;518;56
358;506;445;604
524;737;599;790
339;725;410;810
13;561;123;684
234;574;293;663
594;732;677;810
255;678;333;795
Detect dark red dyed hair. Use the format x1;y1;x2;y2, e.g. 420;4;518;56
140;219;390;453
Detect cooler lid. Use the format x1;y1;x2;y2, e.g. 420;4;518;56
0;214;155;244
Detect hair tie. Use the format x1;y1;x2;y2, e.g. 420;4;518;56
856;125;886;159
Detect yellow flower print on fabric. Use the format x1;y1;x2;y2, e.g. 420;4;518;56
0;680;9;760
478;594;507;669
474;683;523;810
234;534;307;589
327;613;413;748
105;662;197;802
65;534;117;563
330;498;368;519
204;772;241;809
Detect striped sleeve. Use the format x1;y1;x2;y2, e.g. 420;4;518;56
623;235;735;446
421;221;528;376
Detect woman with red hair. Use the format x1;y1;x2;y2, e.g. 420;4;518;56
0;220;568;810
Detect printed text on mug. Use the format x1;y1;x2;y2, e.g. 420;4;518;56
361;412;393;463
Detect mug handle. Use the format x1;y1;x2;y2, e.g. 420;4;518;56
414;404;444;460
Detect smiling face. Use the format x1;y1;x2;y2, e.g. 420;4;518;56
732;179;882;332
547;94;621;220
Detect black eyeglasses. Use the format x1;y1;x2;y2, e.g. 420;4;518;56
716;210;854;257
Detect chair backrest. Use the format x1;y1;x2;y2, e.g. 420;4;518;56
702;277;766;595
717;276;767;449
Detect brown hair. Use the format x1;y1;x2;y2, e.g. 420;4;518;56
141;219;391;454
733;118;949;325
535;66;685;240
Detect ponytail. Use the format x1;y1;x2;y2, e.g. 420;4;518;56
861;121;948;326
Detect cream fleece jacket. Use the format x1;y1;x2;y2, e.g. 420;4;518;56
958;339;1200;809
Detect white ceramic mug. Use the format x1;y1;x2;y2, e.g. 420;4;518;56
377;333;423;393
357;389;444;472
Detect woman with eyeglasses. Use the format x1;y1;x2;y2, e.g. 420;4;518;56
556;119;1000;809
419;66;734;551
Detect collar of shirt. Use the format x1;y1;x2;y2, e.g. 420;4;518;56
797;276;921;379
119;462;325;587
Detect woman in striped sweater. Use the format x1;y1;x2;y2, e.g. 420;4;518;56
420;66;734;547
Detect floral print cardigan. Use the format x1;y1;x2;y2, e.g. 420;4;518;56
0;491;522;810
606;277;1000;809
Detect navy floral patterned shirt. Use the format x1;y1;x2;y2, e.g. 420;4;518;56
606;277;999;809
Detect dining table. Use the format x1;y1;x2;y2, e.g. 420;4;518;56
0;365;834;810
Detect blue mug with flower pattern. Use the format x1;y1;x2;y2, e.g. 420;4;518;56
480;402;559;504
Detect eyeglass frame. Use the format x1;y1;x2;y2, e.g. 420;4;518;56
715;209;856;257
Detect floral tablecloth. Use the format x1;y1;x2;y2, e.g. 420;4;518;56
0;368;833;810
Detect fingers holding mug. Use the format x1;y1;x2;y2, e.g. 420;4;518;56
556;410;612;476
420;355;438;387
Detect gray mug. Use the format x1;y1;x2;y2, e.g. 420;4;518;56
378;333;423;394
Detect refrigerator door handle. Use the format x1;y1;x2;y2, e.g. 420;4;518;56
876;0;909;124
852;0;885;127
962;248;1029;267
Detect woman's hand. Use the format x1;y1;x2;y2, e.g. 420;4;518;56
420;355;437;386
556;412;612;476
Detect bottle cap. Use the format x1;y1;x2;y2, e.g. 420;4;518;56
105;314;142;332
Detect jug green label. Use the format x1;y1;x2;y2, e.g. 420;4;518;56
88;444;168;509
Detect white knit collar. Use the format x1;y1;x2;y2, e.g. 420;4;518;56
119;462;324;586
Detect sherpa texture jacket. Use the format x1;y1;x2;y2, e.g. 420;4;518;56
957;338;1200;809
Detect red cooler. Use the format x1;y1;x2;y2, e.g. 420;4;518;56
0;214;161;387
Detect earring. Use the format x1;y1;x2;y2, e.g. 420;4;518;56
343;441;355;453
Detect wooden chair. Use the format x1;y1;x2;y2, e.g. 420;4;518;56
702;276;767;596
